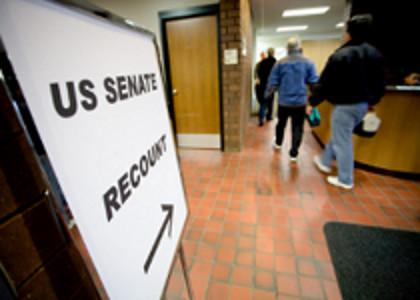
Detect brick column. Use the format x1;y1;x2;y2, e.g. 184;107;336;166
220;0;253;151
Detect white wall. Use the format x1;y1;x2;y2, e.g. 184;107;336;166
90;0;219;46
256;37;288;62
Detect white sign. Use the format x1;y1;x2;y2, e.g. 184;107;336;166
224;48;239;65
0;1;188;299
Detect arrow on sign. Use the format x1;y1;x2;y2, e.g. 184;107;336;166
143;204;174;273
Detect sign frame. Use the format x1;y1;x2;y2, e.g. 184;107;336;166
0;0;191;299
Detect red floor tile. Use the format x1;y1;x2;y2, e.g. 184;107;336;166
256;252;275;270
211;263;231;282
299;276;324;299
275;255;297;274
276;274;300;297
207;282;230;300
189;261;212;300
220;234;237;248
253;289;276;300
293;242;314;258
256;238;275;253
217;248;236;264
255;270;275;290
274;240;294;255
231;285;253;300
196;244;216;262
240;224;256;237
297;259;318;277
231;266;253;286
236;250;254;267
317;261;337;281
313;244;331;262
239;236;255;250
323;280;343;300
202;231;220;245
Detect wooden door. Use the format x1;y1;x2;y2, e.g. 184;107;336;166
166;15;221;149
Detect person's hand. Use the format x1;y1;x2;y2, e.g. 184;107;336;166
255;78;260;85
306;105;313;115
404;73;420;85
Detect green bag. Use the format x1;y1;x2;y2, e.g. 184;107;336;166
307;107;321;127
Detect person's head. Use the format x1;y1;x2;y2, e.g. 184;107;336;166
287;36;301;54
345;14;373;42
259;51;266;60
267;48;275;57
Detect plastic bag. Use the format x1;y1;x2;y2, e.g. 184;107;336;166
353;112;381;137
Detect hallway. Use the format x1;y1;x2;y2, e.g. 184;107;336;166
166;118;420;300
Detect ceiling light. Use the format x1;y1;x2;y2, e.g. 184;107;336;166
276;25;308;32
336;22;345;28
283;6;330;17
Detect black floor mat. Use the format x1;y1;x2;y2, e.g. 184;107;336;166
324;222;420;300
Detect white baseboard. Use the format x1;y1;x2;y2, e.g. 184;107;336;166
177;134;221;149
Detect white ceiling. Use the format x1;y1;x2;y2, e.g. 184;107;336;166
251;0;349;41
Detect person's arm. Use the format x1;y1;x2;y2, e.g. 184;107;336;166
306;61;319;86
405;73;420;85
305;62;320;115
264;63;281;99
306;61;319;98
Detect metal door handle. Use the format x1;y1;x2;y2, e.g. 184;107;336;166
172;89;178;96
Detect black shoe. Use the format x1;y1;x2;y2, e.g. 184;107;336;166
266;117;273;121
258;121;264;126
289;150;298;158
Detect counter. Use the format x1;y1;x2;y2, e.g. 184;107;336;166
312;89;420;175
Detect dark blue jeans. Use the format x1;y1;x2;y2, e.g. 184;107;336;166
256;84;273;124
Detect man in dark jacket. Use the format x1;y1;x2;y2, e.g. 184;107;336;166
308;14;385;189
255;48;276;126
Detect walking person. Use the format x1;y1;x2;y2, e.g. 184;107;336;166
254;51;265;125
266;37;318;161
308;14;385;189
255;48;276;126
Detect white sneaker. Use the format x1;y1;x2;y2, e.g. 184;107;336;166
289;156;297;162
313;156;332;173
327;176;353;190
272;139;281;150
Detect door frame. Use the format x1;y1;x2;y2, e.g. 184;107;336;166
159;4;224;150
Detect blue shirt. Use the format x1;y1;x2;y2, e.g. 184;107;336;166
266;53;318;106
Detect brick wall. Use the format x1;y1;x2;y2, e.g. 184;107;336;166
220;0;253;151
0;66;99;299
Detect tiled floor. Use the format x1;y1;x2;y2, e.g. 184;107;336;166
165;117;420;300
